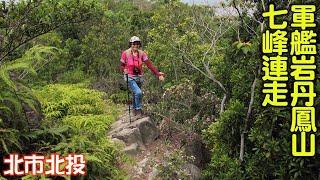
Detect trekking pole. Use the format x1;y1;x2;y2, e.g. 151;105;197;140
126;74;132;123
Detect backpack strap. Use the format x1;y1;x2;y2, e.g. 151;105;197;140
125;48;131;64
138;50;143;58
125;48;143;63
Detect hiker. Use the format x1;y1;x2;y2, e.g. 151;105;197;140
120;36;165;116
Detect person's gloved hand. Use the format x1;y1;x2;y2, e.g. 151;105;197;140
158;72;165;81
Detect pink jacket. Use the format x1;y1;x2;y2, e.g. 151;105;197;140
120;49;160;77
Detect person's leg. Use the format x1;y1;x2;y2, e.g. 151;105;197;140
137;81;142;89
136;81;143;113
128;80;142;110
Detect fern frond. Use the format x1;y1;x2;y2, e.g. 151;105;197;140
0;106;13;117
0;69;16;90
0;138;9;153
2;96;23;115
0;128;21;152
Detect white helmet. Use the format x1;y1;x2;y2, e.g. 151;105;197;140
129;36;141;43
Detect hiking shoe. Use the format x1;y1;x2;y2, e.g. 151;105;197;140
133;109;142;116
137;109;142;116
133;109;145;118
133;109;138;116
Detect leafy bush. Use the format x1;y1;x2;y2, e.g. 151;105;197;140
202;100;246;179
0;45;59;153
146;79;220;132
57;69;93;84
202;148;244;180
155;150;195;180
35;84;116;118
32;84;125;179
203;100;245;153
109;91;128;104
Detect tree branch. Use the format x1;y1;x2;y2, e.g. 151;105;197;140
0;18;89;62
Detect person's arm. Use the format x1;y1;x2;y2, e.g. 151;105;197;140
141;51;164;76
120;62;125;72
145;59;161;77
120;51;128;74
141;51;164;81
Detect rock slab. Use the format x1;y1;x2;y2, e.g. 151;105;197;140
108;116;159;155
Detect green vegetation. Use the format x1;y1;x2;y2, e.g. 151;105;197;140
34;84;124;179
1;0;319;179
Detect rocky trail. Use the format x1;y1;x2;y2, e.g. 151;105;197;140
107;110;210;179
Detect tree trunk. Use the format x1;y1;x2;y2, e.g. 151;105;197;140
220;93;227;114
240;75;258;162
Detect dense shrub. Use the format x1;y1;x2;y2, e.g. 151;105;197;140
33;84;125;179
146;79;220;132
